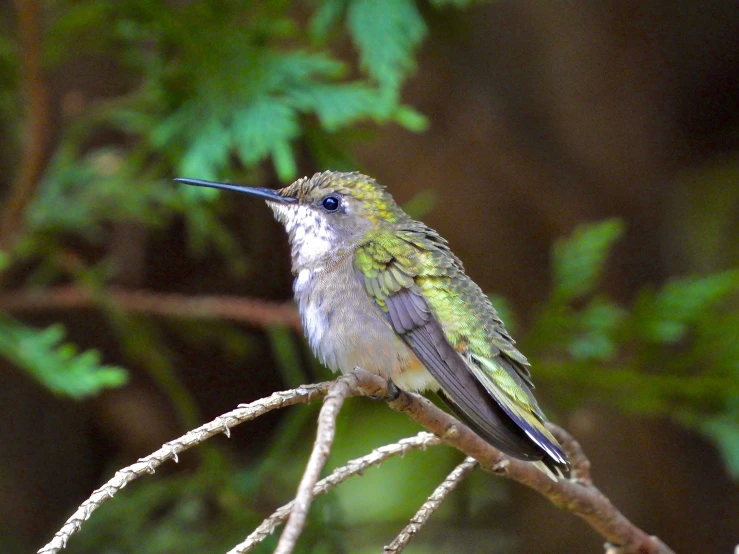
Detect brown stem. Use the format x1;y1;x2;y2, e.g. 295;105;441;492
383;457;478;553
549;421;592;485
273;374;360;554
37;370;677;554
229;432;442;554
352;369;676;554
0;285;302;330
37;381;333;554
1;0;52;252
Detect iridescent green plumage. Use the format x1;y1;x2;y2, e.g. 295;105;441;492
354;222;568;475
176;171;570;477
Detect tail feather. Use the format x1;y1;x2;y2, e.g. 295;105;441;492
438;389;570;479
437;389;541;461
467;355;570;477
387;290;570;478
533;461;562;481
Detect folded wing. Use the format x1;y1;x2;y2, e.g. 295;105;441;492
355;227;569;477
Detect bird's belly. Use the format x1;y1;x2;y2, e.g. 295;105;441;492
295;264;438;392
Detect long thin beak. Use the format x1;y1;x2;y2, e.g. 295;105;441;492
174;178;297;203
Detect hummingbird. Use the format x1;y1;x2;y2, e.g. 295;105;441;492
176;171;570;478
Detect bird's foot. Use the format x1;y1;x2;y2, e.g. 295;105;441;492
366;378;401;402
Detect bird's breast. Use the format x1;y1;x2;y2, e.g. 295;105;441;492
293;259;437;392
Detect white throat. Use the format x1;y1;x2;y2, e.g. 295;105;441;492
268;203;336;271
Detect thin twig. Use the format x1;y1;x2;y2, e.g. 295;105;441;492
383;457;478;553
39;369;677;554
273;373;361;554
549;422;592;485
1;0;51;251
229;432;441;554
36;382;331;554
0;285;302;330
345;369;676;554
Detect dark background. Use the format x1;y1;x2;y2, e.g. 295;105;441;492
1;1;738;553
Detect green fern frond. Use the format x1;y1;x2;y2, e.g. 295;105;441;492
0;317;128;399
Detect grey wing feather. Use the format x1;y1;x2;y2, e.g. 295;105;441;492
385;288;544;461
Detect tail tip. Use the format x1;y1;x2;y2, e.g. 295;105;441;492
536;458;571;481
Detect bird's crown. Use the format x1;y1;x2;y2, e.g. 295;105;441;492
277;171;405;224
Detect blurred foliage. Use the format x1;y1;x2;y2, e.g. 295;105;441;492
2;0;441;403
0;2;486;552
0;316;127;398
54;216;739;553
523;221;739;476
1;1;739;553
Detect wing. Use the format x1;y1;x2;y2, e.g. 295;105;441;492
355;226;569;475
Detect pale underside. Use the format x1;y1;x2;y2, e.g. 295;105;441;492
269;199;438;391
294;258;440;392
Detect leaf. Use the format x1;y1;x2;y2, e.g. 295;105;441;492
347;0;427;92
568;298;626;362
303;128;359;171
696;311;739;379
289;82;387;130
28;147;181;239
231;98;299;179
0;317;128;399
310;0;349;42
271;140;298;181
402;189;438;219
266;326;308;388
552;218;624;302
634;270;739;344
701;416;739;478
178;113;232;180
263;51;346;91
44;0;115;65
393;104;429;131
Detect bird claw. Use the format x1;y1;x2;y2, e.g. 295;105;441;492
366;379;401;401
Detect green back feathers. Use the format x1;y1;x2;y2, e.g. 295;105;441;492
355;225;535;398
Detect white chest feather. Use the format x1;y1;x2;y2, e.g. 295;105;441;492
270;204;335;268
292;259;438;392
269;201;437;392
294;268;329;347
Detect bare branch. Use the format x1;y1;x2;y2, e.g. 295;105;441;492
229;432;441;554
36;382;331;554
383;457;478;553
0;285;302;330
273;373;362;554
1;0;52;251
39;368;677;554
344;369;676;554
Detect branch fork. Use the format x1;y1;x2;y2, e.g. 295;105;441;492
37;369;676;554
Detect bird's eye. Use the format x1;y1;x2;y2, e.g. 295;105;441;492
320;195;341;212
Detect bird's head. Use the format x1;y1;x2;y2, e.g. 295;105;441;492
176;171;407;270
